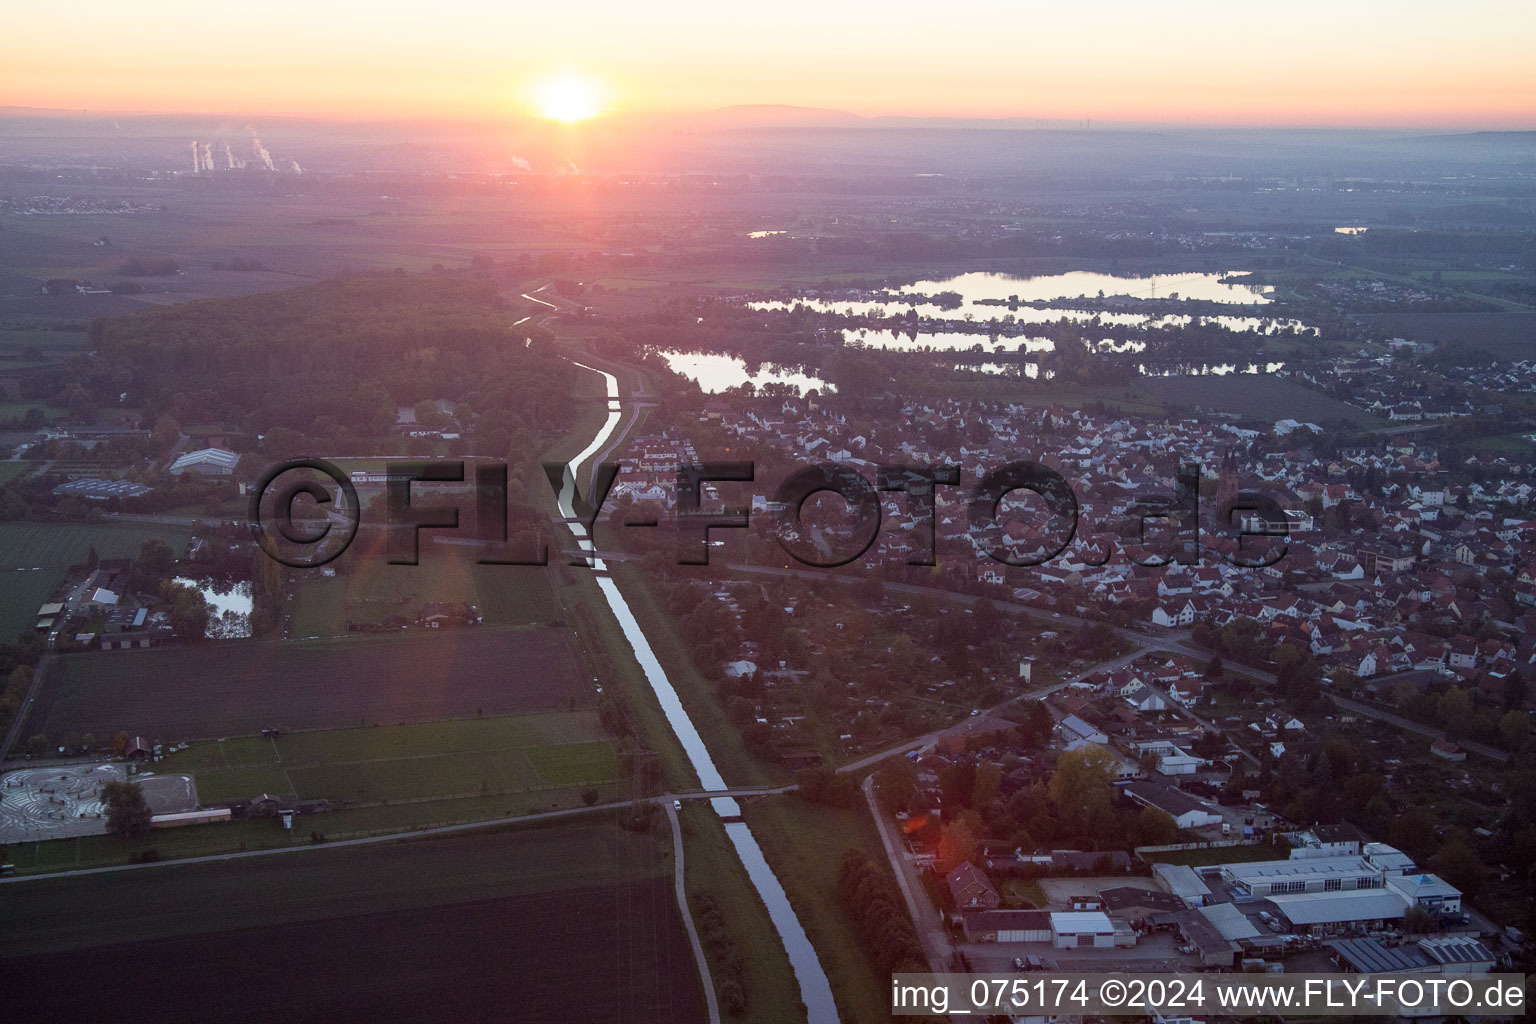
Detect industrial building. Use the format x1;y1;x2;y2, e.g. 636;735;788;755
1197;901;1261;943
1385;872;1463;915
1049;911;1122;949
1268;889;1409;933
168;447;241;476
52;478;153;500
1329;936;1495;975
1152;862;1213;905
1122;781;1223;829
1286;823;1366;859
962;909;1052;943
1221;855;1389;898
1170;908;1240;966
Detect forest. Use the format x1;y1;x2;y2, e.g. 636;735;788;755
69;271;578;451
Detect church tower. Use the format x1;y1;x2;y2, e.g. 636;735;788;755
1216;448;1239;512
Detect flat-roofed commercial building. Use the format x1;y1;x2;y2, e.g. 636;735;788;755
1268;890;1409;933
1329;936;1494;974
1049;911;1116;949
1385;872;1463;915
963;910;1052;943
1152;862;1213;905
1221;855;1386;898
1198;902;1261;942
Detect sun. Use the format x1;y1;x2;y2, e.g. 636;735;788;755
533;72;604;124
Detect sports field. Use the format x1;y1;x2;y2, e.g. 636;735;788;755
30;626;591;740
155;712;619;806
3;825;707;1023
0;521;195;640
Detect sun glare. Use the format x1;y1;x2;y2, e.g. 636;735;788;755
534;73;603;123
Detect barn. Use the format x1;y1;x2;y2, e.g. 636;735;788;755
962;909;1052;944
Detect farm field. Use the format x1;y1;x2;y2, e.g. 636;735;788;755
286;538;561;637
0;461;33;484
1137;374;1383;426
1353;311;1536;358
4;825;706;1023
30;626;591;741
0;520;195;640
155;712;619;806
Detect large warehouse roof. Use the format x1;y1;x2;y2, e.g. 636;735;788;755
1152;862;1212;901
964;910;1051;932
1198;902;1261;941
1330;936;1494;973
169;447;240;473
1222;855;1375;882
1269;890;1407;926
1050;911;1114;934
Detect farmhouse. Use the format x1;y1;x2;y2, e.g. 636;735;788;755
1058;714;1107;747
946;861;1001;911
85;587;120;613
1122;781;1222;829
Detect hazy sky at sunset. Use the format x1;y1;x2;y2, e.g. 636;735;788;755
3;1;1533;127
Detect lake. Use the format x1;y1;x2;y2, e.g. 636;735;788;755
746;269;1313;348
658;351;830;394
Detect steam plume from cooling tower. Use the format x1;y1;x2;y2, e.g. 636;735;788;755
249;133;276;171
190;141;200;173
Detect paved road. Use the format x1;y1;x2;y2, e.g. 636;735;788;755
1329;694;1509;763
665;799;721;1024
862;775;951;971
103;512;207;527
0;654;51;763
0;785;793;884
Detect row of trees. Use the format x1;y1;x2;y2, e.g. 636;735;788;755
836;850;928;976
691;891;748;1015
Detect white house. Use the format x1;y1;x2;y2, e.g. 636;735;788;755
1150;600;1196;628
1123;781;1223;829
1122;681;1168;713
